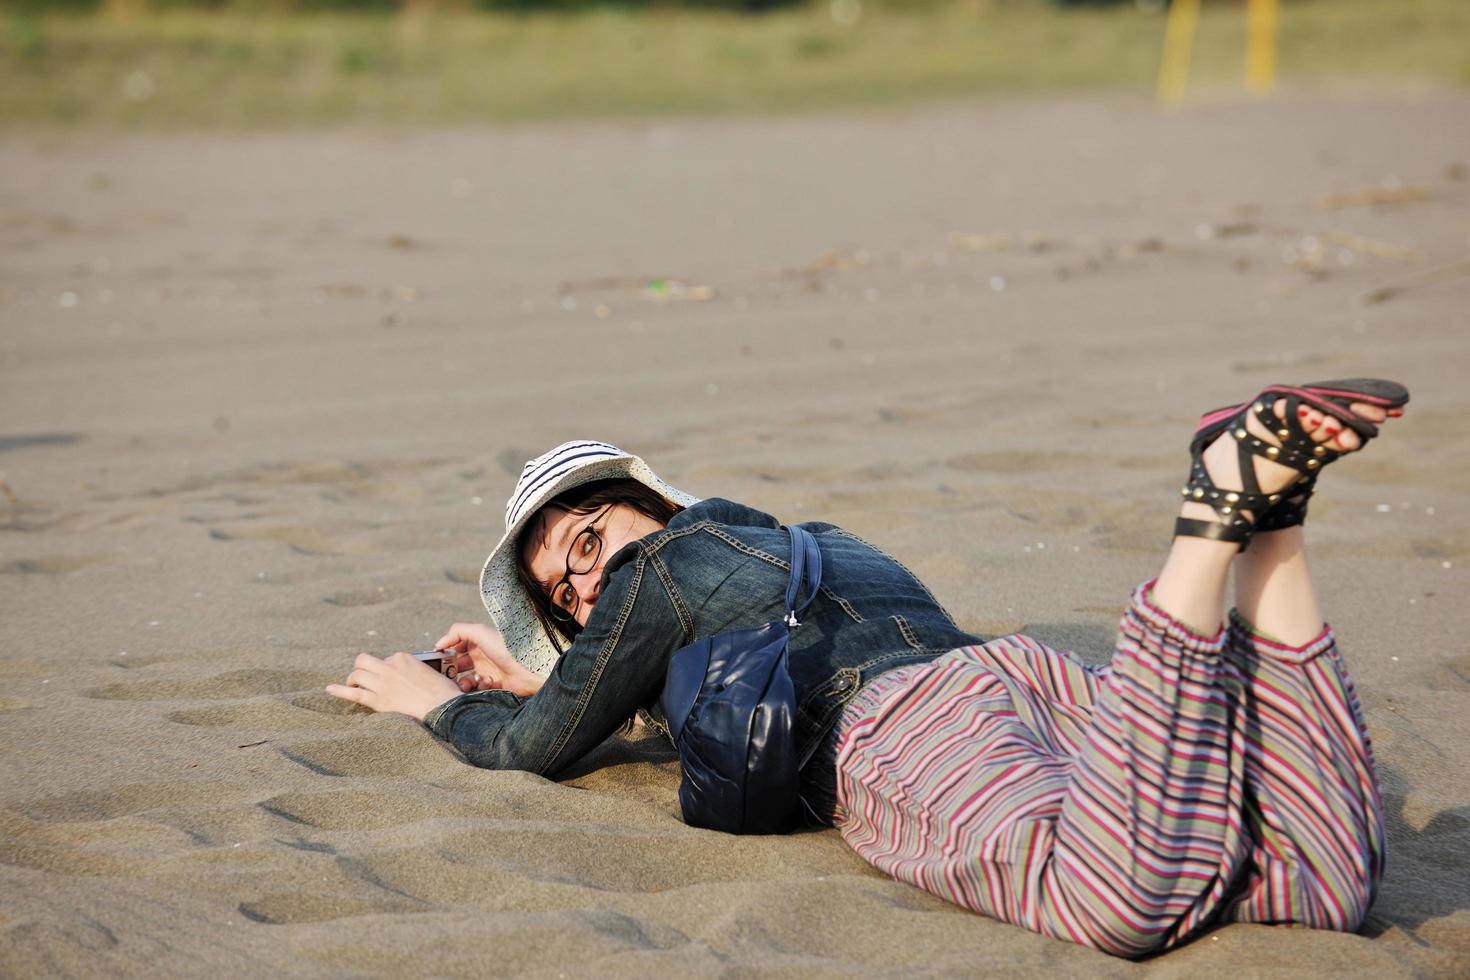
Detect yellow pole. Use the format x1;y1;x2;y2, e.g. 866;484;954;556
1246;0;1279;96
1157;0;1202;107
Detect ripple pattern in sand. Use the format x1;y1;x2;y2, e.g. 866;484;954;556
84;669;335;702
258;790;482;831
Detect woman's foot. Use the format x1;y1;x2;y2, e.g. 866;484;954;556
1176;382;1406;546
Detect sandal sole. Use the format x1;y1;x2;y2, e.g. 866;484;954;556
1193;378;1409;452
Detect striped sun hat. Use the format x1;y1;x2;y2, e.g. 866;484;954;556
479;440;701;677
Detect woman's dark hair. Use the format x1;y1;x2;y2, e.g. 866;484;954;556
516;478;684;652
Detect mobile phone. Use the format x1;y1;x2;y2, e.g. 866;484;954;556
412;649;457;678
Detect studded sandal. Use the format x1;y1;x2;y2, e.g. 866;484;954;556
1175;378;1410;549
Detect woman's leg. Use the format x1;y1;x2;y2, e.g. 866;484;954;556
1151;394;1381;638
834;391;1397;956
1234;527;1322;644
834;585;1245;958
835;512;1247;955
830;605;1236;957
1208;524;1387;929
993;397;1389;952
1051;397;1393;950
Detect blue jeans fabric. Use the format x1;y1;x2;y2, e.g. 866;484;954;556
426;498;983;800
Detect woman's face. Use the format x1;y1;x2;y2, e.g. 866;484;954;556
521;503;666;627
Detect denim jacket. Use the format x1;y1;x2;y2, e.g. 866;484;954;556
425;498;983;795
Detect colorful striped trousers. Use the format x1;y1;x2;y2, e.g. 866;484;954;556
830;582;1385;958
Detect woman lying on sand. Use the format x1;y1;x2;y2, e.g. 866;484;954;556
329;378;1407;958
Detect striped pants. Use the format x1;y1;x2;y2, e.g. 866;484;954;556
831;582;1385;958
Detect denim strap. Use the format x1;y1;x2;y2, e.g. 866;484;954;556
784;525;822;626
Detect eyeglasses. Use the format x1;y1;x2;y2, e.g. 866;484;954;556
547;505;613;625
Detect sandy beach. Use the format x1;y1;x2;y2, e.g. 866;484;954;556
2;92;1469;976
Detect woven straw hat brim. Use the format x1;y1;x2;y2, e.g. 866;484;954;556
479;453;699;677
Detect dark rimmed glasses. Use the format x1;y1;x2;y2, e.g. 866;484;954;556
547;505;612;625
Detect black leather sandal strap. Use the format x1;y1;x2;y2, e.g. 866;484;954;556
1185;379;1408;539
1174;516;1253;550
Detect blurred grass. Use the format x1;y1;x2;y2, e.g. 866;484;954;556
1;0;1468;128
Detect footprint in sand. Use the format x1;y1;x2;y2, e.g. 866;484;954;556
238;892;421;925
322;589;391;608
0;554;116;575
259;790;479;831
85;669;335;702
16;781;246;823
1419;653;1470;693
168;695;365;730
278;734;459;778
291;692;370;716
0;841;152;877
208;525;352;557
0;659;57;681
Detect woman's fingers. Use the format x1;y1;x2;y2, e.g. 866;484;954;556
428;623;527;695
331;651;461;721
327;648;465;720
328;653;399;702
344;664;385;690
450;646;493;692
353;651;386;673
437;622;487;651
435;639;468;660
460;648;506;689
455;671;498;693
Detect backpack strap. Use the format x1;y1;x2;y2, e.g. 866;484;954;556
783;525;823;627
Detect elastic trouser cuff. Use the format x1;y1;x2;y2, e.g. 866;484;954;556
1228;609;1336;665
1132;579;1227;654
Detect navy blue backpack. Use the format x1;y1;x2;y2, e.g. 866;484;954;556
659;525;821;835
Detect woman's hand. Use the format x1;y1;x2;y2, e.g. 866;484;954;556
326;652;463;722
435;622;544;698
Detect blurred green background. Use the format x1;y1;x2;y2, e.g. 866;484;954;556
2;0;1467;127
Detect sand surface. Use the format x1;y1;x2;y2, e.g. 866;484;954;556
3;93;1469;977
